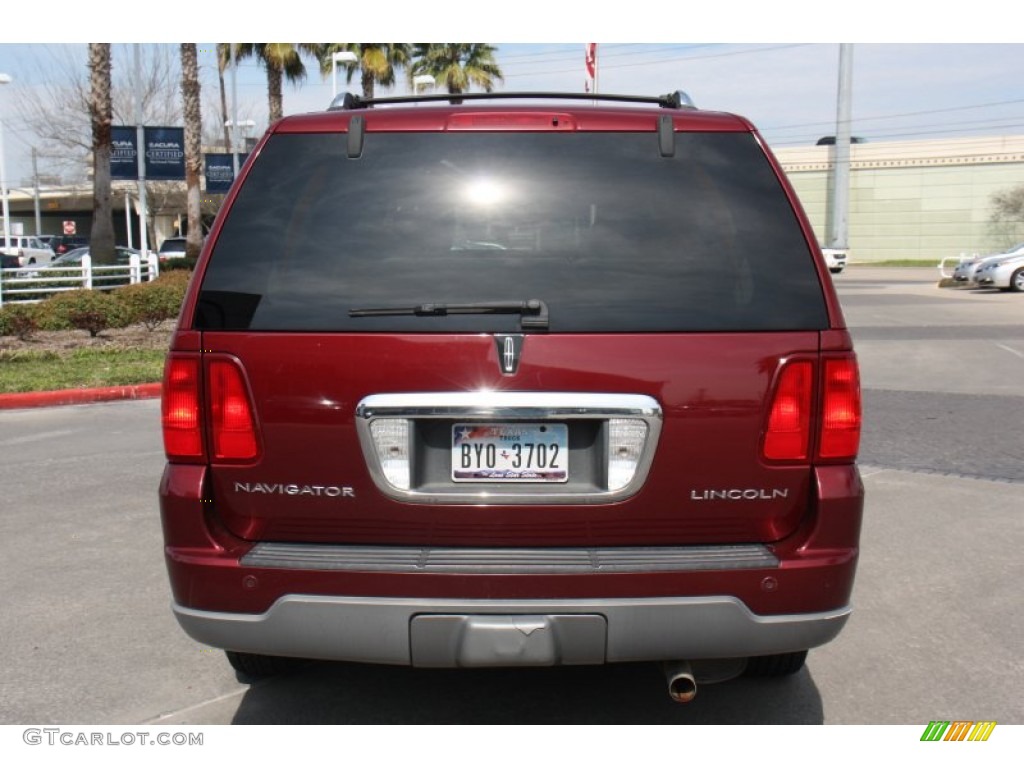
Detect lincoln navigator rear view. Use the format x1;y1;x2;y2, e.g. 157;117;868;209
159;91;863;702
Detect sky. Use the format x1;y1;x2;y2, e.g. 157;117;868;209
0;3;1022;185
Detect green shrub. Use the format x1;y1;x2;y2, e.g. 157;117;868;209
0;303;41;340
116;272;190;331
151;269;194;291
44;289;130;337
161;257;198;272
33;298;73;331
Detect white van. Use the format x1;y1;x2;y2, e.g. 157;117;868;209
0;235;55;267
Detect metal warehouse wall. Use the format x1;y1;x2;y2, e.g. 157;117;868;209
776;135;1024;262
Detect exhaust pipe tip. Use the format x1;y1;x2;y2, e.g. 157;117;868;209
668;676;697;704
663;660;698;703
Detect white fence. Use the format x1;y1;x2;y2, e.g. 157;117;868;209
938;253;978;279
0;253;160;308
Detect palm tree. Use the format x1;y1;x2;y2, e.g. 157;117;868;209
88;43;115;265
319;44;412;101
410;44;503;104
216;44;232;150
180;44;202;261
234;44;321;122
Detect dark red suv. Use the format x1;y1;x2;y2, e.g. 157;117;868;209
159;91;862;701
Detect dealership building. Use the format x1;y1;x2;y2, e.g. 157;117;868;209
775;134;1024;262
3;134;1023;262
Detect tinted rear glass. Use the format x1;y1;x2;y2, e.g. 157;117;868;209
197;131;827;332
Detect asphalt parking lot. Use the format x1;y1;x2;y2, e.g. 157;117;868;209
0;266;1021;725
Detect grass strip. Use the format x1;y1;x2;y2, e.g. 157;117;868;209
0;347;166;394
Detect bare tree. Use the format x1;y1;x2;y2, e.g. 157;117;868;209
18;45;182;183
88;43;115;264
180;44;202;260
201;93;258;150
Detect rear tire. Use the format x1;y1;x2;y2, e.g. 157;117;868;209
829;267;844;274
225;650;304;678
744;650;808;677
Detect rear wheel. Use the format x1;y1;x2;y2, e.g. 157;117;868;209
1010;268;1024;292
225;650;304;678
829;267;844;274
744;650;808;677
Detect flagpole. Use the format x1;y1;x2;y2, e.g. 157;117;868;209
585;43;598;96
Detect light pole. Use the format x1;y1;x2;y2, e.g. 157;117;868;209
31;147;42;236
225;120;256;156
829;44;854;253
331;51;358;99
230;43;239;176
240;119;256;150
133;44;149;259
0;73;12;253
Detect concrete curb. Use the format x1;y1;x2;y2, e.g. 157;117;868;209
0;382;162;410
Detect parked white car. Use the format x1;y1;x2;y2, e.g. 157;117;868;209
974;252;1024;292
952;243;1024;284
821;246;848;274
0;235;55;267
157;237;188;262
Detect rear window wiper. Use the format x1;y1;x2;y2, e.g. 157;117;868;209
349;299;549;330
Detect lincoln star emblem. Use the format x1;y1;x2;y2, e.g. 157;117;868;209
503;337;515;371
494;334;523;375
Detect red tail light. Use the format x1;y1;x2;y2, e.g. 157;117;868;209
763;356;862;464
162;356;204;461
162;355;259;463
763;361;813;461
819;357;862;459
209;360;259;461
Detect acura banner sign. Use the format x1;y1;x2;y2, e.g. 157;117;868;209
111;126;139;181
203;153;248;193
111;126;186;180
144;127;186;180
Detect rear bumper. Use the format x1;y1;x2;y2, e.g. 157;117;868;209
161;462;863;665
174;595;850;667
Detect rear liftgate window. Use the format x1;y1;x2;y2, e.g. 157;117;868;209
196;131;827;333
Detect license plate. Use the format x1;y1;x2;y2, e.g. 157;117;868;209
452;423;568;483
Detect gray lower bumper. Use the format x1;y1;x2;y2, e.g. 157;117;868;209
174;595;850;667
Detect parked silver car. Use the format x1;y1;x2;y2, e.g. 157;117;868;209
21;246;143;284
952;243;1024;284
974;252;1024;292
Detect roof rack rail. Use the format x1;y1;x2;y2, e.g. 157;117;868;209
328;90;696;112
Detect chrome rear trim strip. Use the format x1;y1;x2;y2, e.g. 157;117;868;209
241;543;778;574
355;392;662;421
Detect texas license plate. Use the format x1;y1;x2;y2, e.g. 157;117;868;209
452;423;568;482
